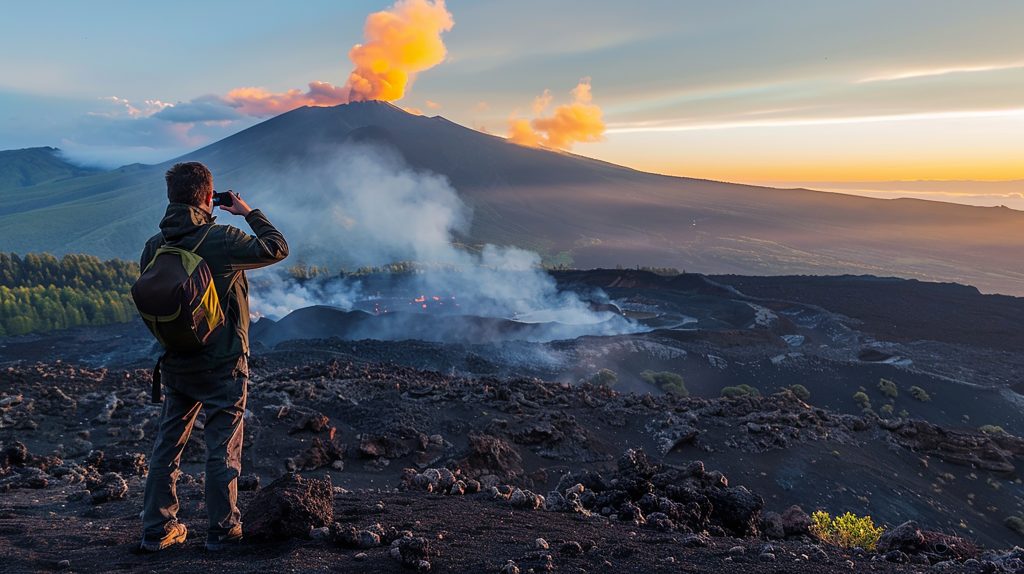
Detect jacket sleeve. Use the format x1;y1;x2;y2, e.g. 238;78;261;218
224;209;290;272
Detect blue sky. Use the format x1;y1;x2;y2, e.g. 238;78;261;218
2;0;1023;196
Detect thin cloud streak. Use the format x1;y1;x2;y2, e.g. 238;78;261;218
857;61;1024;83
606;108;1024;134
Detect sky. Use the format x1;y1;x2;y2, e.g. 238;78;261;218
2;0;1023;205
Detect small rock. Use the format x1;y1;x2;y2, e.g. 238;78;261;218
759;552;776;562
241;473;334;541
535;538;549;550
728;545;745;555
354;552;367;561
509;488;544;510
500;560;520;574
238;474;260;491
680;534;710;548
781;505;811;537
560;541;583;556
57;559;71;569
761;511;785;539
88;472;128;504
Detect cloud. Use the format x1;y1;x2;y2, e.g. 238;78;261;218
153;94;242;123
89;96;171;119
858;60;1024;83
605;108;1024;134
508;79;606;149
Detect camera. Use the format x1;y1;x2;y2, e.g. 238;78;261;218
213;191;234;207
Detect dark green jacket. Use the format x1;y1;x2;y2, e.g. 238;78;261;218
140;202;288;373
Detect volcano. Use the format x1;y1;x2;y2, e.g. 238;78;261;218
4;101;1024;294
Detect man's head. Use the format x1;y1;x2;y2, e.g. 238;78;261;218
165;162;213;211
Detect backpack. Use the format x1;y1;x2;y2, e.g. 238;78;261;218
132;224;225;355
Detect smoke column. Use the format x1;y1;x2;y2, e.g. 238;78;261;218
243;142;642;341
219;0;453;117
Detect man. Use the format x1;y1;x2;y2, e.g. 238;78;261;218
139;162;288;552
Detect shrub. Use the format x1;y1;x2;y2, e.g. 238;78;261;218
640;370;689;396
588;369;618;388
980;425;1007;435
810;511;884;550
1005;516;1024;536
879;404;894;416
877;378;899;399
721;384;760;399
853;391;871;410
908;386;932;402
787;384;811;401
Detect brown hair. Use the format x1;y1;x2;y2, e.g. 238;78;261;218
165;162;213;206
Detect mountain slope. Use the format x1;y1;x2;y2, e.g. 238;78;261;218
3;101;1024;294
0;147;98;189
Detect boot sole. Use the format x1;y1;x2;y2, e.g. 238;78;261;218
139;528;188;552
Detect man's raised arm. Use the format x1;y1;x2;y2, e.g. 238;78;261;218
220;192;289;271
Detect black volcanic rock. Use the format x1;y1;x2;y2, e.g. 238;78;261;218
242;473;334;540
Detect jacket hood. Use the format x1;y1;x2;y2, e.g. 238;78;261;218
159;202;217;248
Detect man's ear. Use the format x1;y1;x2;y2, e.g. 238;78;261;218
205;188;214;205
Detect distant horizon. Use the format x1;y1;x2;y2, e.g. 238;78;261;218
8;97;1020;212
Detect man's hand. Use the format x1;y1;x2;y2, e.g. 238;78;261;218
219;191;253;217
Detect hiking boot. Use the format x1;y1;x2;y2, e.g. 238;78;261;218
140;522;188;552
206;525;243;551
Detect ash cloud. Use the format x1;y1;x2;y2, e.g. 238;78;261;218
164;0;454;119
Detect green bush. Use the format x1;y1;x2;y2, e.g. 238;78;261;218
640;370;689;396
980;425;1007;435
879;404;894;416
810;511;885;550
588;369;618;388
787;384;811;401
1005;516;1024;536
908;386;932;402
721;384;760;398
853;391;871;410
877;378;899;399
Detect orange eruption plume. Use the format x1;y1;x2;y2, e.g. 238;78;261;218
508;80;606;150
216;0;453;117
345;0;454;102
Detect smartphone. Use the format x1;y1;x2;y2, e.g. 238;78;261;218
213;191;234;207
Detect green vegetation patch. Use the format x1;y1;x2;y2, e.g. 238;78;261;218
0;252;137;336
640;370;688;396
810;511;884;551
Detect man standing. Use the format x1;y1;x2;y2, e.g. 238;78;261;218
139;162;288;551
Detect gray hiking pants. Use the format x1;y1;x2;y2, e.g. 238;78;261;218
142;355;248;537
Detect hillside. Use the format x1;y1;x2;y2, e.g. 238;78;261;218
0;147;97;190
3;102;1024;294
